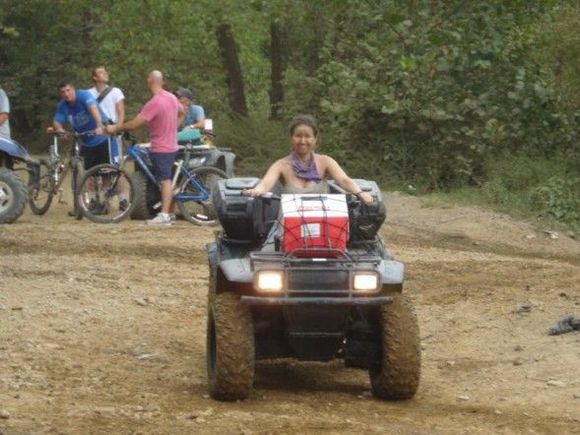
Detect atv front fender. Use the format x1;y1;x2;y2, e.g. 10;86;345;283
218;258;253;283
378;260;404;287
0;137;35;164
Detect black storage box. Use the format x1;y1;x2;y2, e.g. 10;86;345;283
328;179;386;241
213;178;281;243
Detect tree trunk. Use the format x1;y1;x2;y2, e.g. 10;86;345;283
269;21;284;120
216;23;248;117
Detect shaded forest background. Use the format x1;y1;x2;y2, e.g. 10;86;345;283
0;0;578;227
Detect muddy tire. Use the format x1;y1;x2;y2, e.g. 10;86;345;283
177;166;227;226
0;167;28;224
369;293;421;400
130;169;152;220
207;292;254;401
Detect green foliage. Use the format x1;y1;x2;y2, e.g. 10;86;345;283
532;177;580;225
214;115;286;175
283;1;579;190
480;153;578;229
530;3;580;110
426;153;579;231
0;0;578;229
0;0;98;145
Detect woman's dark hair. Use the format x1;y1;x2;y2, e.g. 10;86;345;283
288;114;319;137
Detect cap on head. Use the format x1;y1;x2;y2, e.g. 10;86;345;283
175;87;194;100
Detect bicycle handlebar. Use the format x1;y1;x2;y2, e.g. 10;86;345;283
46;129;99;138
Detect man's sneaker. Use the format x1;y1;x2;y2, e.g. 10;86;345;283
147;212;173;226
88;199;108;216
119;199;129;212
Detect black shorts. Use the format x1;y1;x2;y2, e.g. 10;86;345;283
150;152;177;182
81;140;111;170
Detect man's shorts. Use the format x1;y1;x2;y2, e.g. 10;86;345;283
81;138;120;170
150;151;177;182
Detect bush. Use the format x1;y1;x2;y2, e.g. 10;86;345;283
532;177;580;225
214;114;287;176
474;153;579;229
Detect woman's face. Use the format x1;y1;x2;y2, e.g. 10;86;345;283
290;124;317;156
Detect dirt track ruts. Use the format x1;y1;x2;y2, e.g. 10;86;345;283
1;191;579;434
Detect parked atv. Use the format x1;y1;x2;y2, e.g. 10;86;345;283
206;177;421;401
130;127;236;220
0;136;35;223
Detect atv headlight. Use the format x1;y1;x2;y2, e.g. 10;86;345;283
255;270;284;293
353;272;380;292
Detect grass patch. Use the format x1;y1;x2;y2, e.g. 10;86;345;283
423;153;579;233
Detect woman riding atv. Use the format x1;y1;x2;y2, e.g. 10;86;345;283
245;115;374;205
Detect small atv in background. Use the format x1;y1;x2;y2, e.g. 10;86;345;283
206;178;421;401
130;124;236;220
0;136;35;223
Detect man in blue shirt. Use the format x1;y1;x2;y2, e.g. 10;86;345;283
175;88;205;131
52;80;119;169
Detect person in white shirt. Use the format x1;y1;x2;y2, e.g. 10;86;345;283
0;87;11;139
88;66;125;126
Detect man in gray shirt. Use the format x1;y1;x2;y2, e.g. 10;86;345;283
0;87;10;139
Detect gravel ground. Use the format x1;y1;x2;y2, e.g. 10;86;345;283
0;190;579;434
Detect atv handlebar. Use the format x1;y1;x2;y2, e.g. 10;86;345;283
238;191;281;201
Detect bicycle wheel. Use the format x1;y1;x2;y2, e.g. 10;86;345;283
177;166;227;226
28;159;54;215
77;163;135;224
71;159;84;220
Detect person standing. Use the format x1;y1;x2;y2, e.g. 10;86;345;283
52;80;115;169
106;70;184;226
0;86;11;139
88;66;125;126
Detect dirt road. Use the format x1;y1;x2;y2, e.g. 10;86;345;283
1;192;578;434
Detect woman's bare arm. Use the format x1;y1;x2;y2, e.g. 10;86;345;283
323;156;374;205
246;160;283;196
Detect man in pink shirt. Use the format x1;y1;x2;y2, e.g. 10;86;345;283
108;70;184;225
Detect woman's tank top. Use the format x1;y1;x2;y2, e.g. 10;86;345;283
282;181;328;194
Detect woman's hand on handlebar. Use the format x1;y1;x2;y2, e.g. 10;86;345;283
243;187;267;197
356;191;374;206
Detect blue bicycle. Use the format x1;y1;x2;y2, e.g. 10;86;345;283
76;133;227;224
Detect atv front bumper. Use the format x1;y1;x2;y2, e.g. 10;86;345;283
241;295;393;305
212;248;404;306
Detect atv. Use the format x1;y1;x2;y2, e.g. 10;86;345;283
206;177;421;401
130;127;236;220
0;136;36;223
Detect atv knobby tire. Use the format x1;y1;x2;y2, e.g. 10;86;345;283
207;292;255;401
130;170;152;220
369;293;421;400
0;167;28;224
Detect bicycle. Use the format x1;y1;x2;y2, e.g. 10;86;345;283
28;130;87;218
76;133;228;224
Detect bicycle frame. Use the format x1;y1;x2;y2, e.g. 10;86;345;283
125;144;212;203
45;133;83;188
